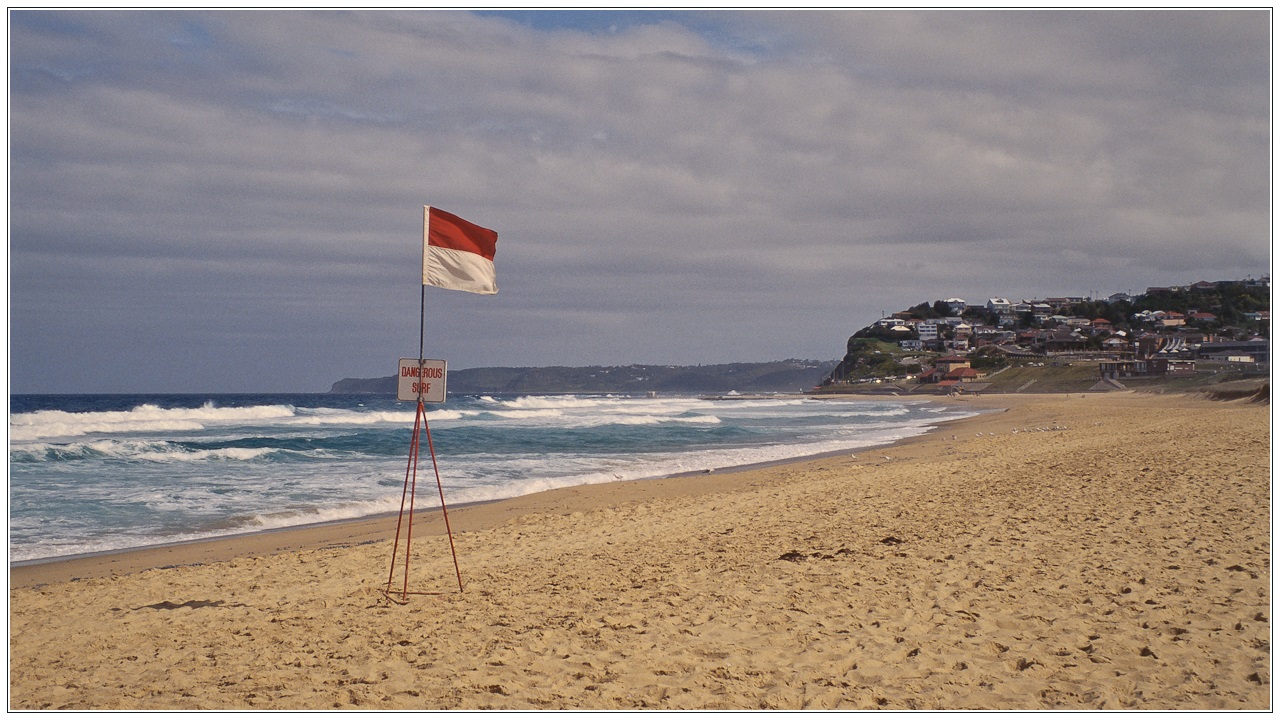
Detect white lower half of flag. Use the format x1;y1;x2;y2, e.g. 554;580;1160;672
423;244;498;294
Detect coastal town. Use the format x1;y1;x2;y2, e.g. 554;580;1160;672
819;276;1270;394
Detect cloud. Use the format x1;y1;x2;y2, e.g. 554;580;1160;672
8;9;1270;392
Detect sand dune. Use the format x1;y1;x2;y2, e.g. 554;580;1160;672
9;392;1270;710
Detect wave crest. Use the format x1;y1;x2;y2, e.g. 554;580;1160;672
10;439;278;464
9;403;298;442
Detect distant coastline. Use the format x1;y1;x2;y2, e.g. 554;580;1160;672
330;359;839;395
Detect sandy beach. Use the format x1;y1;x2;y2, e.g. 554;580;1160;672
9;391;1270;710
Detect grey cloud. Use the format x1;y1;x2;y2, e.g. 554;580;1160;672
9;9;1269;392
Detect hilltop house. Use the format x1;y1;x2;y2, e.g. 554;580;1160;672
1133;310;1187;327
873;317;908;329
986;298;1013;315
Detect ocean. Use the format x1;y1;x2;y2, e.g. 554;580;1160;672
8;392;978;564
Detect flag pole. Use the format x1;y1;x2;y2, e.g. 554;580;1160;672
384;206;465;601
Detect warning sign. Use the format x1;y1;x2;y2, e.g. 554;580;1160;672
397;358;447;403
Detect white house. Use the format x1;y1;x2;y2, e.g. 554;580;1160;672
873;317;908;329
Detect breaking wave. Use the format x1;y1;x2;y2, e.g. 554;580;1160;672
9;392;982;563
10;403;297;442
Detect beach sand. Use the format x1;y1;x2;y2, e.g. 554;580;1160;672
9;391;1271;710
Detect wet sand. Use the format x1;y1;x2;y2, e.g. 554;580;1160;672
9;391;1271;710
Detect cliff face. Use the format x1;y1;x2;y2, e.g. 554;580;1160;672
329;360;838;395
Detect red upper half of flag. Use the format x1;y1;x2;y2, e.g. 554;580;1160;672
426;206;497;260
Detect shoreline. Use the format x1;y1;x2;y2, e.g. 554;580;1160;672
9;394;999;588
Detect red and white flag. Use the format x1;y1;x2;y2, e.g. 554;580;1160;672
422;206;498;294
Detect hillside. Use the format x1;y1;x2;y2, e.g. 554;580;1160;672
330;360;838;395
816;276;1268;395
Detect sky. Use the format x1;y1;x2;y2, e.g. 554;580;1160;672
8;9;1272;393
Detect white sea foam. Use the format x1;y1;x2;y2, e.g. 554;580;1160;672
605;414;722;426
496;395;611;410
284;409;421;425
10;439;280;464
482;409;567;420
134;446;276;463
8;402;466;446
240;497;406;531
9;403;298;442
456;395;729;428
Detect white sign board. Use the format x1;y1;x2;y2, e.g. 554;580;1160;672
398;358;448;403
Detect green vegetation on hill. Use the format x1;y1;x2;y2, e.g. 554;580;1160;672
827;338;908;382
1123;283;1270;328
